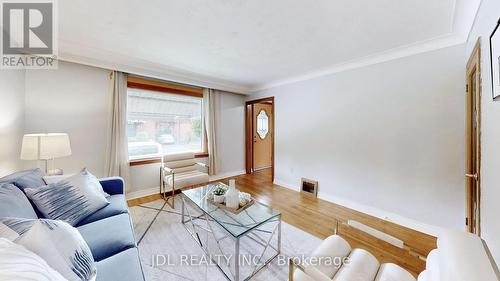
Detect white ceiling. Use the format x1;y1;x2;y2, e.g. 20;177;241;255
58;0;480;94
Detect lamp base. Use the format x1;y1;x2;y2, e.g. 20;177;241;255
47;168;63;176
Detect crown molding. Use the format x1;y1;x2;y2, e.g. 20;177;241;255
60;33;465;95
249;33;464;92
58;41;251;95
249;0;480;92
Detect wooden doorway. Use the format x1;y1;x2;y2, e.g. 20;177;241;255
465;40;481;234
245;97;274;182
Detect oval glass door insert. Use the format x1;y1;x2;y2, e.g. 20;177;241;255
256;110;269;139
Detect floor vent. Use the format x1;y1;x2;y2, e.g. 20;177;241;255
301;178;318;197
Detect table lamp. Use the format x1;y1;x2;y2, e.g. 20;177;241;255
20;133;72;175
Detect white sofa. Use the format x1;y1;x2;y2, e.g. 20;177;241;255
291;230;499;281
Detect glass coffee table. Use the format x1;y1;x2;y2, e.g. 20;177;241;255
181;183;282;281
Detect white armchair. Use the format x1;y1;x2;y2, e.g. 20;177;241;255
160;152;209;207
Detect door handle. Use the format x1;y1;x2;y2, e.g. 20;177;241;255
465;173;478;180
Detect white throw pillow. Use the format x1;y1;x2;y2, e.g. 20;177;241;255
0;218;96;281
0;238;67;281
43;169;109;198
42;174;74;184
25;169;110;226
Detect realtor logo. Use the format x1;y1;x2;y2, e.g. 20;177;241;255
1;0;57;69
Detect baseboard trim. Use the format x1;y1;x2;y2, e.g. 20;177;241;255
273;179;300;192
126;169;247;200
273;177;440;236
209;169;247;182
126;187;160;200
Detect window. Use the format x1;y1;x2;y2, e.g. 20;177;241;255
127;80;204;160
256;109;269;139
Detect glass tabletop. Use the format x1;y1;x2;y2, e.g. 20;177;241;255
181;183;281;238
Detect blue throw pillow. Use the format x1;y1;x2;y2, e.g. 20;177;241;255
24;169;110;226
0;183;38;219
0;168;46;190
0;218;96;281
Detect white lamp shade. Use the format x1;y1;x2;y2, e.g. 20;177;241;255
20;133;72;160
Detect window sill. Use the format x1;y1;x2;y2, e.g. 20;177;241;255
129;152;209;166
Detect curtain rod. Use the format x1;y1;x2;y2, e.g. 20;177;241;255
126;73;204;90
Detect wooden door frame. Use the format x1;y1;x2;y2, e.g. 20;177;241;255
465;39;481;234
245;96;275;182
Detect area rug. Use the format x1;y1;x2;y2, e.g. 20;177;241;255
129;197;322;281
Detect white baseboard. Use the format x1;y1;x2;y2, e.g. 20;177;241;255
126;187;159;200
273;177;440;237
126;169;247;200
273;179;300;192
209;169;246;182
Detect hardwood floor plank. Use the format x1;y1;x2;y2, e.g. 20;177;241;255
128;193;162;207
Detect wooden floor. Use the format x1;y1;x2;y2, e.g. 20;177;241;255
128;168;436;276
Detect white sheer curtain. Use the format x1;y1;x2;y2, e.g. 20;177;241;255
203;89;219;175
105;71;130;187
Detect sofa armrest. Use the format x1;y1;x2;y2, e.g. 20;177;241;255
99;177;124;195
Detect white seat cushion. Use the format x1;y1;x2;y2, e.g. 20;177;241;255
418;270;428;281
310;235;352;277
293;235;351;281
166;170;209;189
163;152;195;162
165;159;196;170
293;270;317;281
375;263;416;281
304;266;333;281
332;248;380;281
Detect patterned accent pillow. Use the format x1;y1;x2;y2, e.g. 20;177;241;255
0;218;96;281
24;169;110;226
43;168;110;198
0;238;67;281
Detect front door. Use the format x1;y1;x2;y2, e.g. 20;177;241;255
252;103;273;170
465;40;481;234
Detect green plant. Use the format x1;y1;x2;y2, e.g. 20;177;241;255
213;185;227;196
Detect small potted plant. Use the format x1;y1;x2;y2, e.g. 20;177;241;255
212;185;227;203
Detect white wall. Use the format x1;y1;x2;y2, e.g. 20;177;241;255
466;0;500;264
21;61;245;194
0;70;25;177
24;61;112;177
251;45;466;234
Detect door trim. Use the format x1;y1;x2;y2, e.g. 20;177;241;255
245;97;275;182
465;39;481;234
